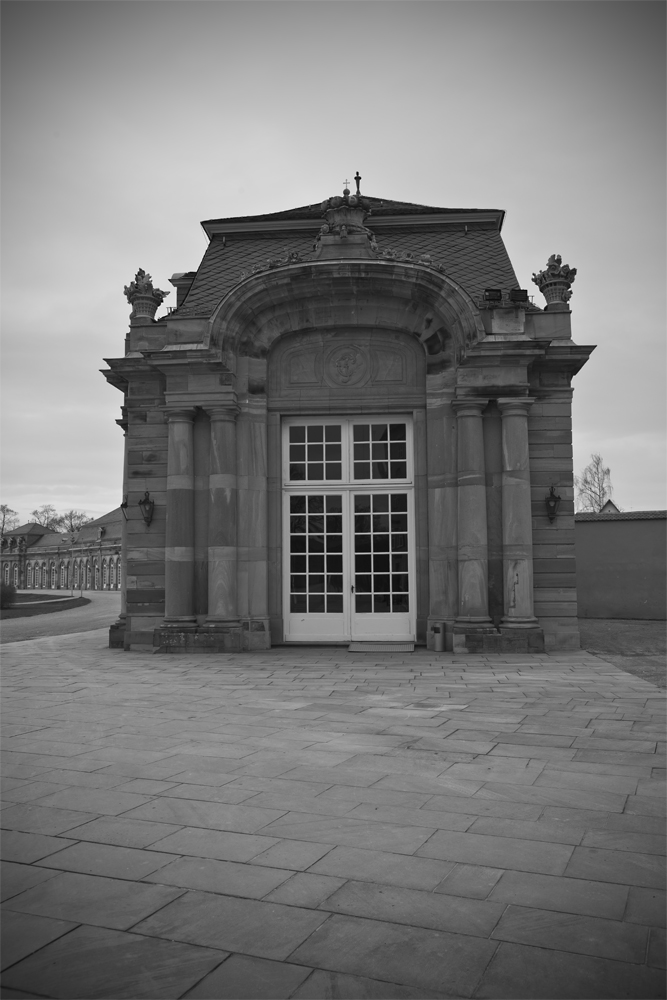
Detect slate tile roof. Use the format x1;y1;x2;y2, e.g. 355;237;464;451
27;532;69;550
4;522;47;537
377;226;518;300
179;232;309;318
575;511;667;521
4;510;124;551
178;223;519;318
75;509;123;544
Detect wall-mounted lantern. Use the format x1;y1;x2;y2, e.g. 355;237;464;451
120;495;129;521
545;485;562;523
138;491;155;526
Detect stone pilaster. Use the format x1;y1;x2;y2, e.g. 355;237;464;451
164;409;196;623
120;431;128;616
452;398;493;627
498;398;539;628
206;406;239;623
110;422;128;649
236;399;270;648
426;395;458;649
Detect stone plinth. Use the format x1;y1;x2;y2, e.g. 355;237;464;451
153;624;243;654
453;628;545;653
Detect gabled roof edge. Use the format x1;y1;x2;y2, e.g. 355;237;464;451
201;208;505;239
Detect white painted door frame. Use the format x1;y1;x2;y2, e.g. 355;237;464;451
282;416;415;642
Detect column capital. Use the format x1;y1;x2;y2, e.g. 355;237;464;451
497;397;536;417
451;398;489;417
164;407;196;423
206;404;240;423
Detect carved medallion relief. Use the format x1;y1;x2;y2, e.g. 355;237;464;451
324;345;369;388
282;337;409;394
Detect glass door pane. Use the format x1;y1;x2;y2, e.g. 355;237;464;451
351;491;414;641
283;416;415;643
284;493;348;641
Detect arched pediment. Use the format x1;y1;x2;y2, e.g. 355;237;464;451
208;260;485;370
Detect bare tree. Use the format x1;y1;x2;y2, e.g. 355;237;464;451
30;505;64;531
59;510;93;533
0;505;19;536
575;453;614;512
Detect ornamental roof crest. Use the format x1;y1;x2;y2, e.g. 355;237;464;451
313;173;378;258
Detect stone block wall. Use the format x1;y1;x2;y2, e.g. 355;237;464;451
124;393;168;650
529;393;579;650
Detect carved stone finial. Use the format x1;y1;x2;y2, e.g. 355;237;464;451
124;268;170;321
532;254;577;311
354;171;361;195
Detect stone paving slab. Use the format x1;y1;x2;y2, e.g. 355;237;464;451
1;924;227;999
1;628;665;999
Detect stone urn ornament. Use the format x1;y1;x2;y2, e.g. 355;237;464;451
532;254;577;311
124;269;169;321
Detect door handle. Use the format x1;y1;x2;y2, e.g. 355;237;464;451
351;585;354;593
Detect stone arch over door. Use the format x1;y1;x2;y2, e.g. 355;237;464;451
204;259;485;648
210;259;484;377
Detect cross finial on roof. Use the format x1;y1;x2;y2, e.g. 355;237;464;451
343;178;350;193
355;171;361;195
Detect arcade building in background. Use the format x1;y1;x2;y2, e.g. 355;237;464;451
102;177;592;653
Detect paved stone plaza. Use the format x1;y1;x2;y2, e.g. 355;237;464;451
1;625;665;998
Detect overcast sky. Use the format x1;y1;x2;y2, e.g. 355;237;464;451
2;0;665;523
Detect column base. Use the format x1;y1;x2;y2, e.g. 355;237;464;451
453;626;544;654
152;619;270;653
453;617;496;633
500;616;540;629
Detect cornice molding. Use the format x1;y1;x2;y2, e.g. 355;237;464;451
201;210;504;239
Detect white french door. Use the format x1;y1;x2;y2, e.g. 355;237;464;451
282;417;416;642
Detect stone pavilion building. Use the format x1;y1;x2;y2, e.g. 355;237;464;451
103;179;592;653
1;509;122;593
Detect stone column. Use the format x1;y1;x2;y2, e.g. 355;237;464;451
452;398;493;627
164;409;196;623
206;405;239;623
498;398;539;627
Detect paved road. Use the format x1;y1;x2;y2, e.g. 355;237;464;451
1;591;121;644
1;633;664;999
